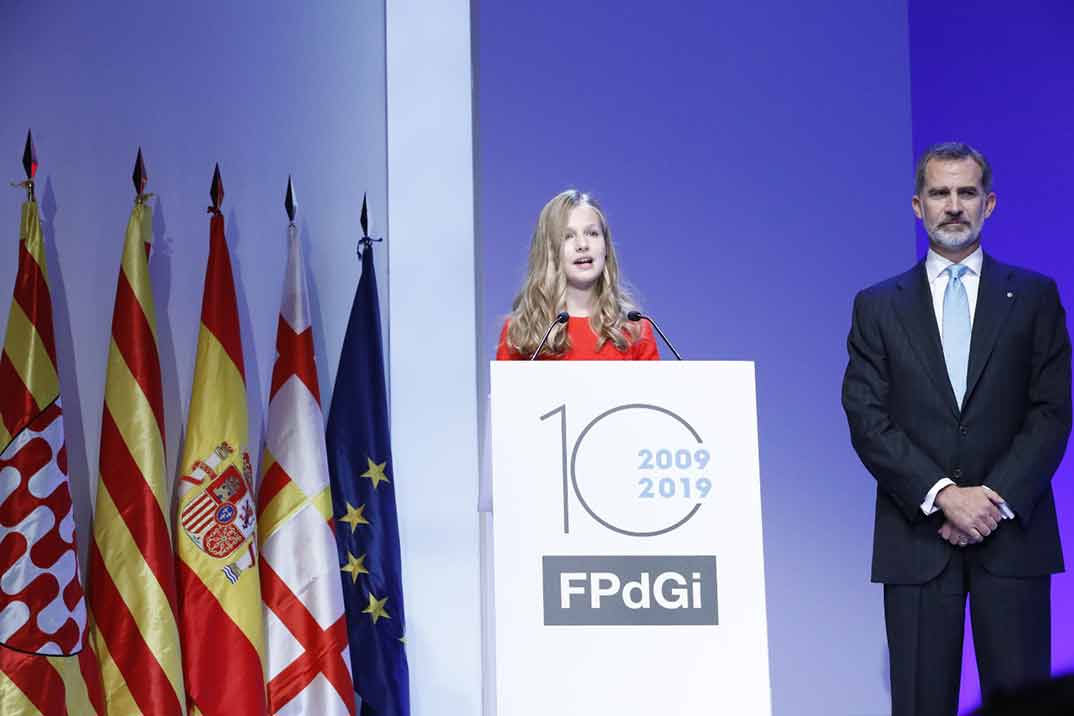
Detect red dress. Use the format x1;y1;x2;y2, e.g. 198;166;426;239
496;316;660;360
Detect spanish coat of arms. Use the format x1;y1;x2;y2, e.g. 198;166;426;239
179;441;257;583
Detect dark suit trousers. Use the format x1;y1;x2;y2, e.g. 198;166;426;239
884;548;1050;716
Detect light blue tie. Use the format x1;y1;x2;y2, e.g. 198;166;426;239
942;264;971;408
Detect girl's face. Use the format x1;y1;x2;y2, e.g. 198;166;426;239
559;205;607;293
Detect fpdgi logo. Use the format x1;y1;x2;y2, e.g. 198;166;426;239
542;555;717;626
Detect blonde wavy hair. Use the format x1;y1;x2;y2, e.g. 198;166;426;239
505;190;641;357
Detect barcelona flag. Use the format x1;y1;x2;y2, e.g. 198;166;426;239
259;217;355;715
326;238;409;716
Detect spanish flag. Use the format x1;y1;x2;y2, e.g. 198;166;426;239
0;194;104;714
175;172;266;715
87;183;186;715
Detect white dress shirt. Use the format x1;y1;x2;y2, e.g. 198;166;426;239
918;246;1014;519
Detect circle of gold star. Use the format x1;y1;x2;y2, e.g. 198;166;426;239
341;552;369;583
340;502;370;532
363;592;391;624
361;458;390;489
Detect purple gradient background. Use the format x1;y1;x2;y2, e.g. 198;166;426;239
908;1;1074;711
478;1;914;713
479;0;1072;713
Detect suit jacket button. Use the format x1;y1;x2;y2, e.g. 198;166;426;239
953;467;963;478
959;425;968;436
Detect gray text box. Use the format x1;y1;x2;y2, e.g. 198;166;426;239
542;555;718;625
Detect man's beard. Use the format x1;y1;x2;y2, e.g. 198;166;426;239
928;223;980;252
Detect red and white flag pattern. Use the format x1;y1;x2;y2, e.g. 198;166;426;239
1;401;83;655
1;198;103;715
257;226;355;715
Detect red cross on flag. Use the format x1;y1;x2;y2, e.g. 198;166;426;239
257;220;356;714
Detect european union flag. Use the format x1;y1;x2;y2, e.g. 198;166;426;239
327;237;409;716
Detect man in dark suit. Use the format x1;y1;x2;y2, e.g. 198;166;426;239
843;142;1070;716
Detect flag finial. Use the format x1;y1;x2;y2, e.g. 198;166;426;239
360;193;369;238
357;193;382;255
22;130;37;181
209;163;224;214
285;175;297;223
16;129;37;201
133;147;148;201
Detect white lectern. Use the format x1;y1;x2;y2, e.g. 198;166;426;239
490;361;771;715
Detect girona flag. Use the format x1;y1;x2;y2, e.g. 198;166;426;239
258;220;356;715
175;182;266;715
87;186;186;715
0;196;104;714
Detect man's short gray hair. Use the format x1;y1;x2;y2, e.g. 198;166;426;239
914;142;993;195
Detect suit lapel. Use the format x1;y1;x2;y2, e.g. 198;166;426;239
893;261;960;417
964;253;1016;408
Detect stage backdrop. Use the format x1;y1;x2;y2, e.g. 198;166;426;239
908;0;1074;711
477;1;915;714
480;1;1074;714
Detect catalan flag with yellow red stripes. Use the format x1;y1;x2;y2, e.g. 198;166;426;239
0;199;104;714
175;203;266;715
87;195;186;715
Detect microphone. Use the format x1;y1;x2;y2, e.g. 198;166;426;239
530;312;569;360
628;311;682;360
